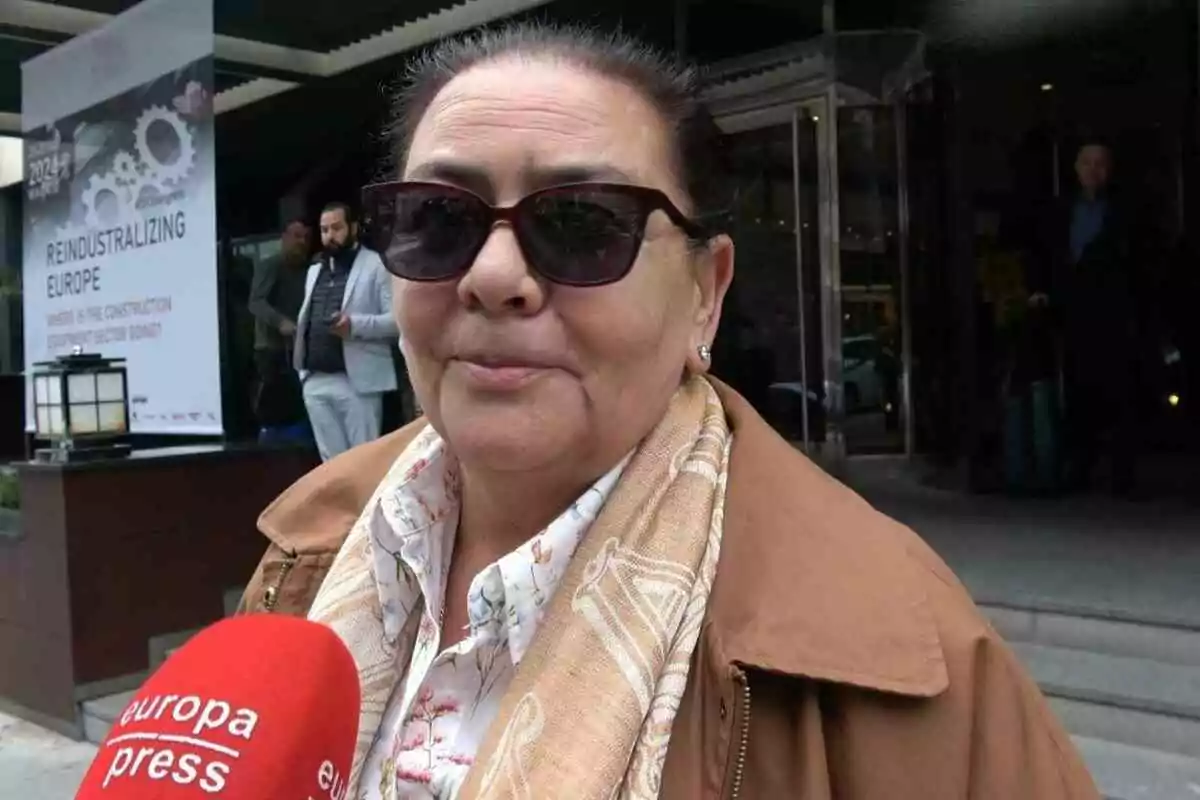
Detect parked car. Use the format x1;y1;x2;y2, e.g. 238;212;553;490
843;335;883;412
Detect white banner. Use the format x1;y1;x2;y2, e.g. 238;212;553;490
21;0;221;435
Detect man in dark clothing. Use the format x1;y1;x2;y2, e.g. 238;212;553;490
1031;141;1144;495
248;219;311;442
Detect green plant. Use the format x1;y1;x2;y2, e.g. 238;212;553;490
0;471;20;510
0;269;21;299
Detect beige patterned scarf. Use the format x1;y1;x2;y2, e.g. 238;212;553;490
309;375;731;799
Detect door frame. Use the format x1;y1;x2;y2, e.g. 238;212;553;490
713;91;848;469
801;91;846;468
812;88;846;468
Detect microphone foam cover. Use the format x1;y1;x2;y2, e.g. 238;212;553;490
76;614;358;799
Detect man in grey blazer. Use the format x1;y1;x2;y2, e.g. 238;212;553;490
294;202;399;461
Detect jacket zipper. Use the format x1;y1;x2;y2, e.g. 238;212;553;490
262;550;298;612
729;669;752;799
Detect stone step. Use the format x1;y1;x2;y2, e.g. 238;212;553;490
76;594;244;746
78;628;206;745
1074;736;1200;800
981;602;1200;668
1012;642;1200;758
80;690;135;745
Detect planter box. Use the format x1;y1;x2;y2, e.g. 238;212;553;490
0;443;318;731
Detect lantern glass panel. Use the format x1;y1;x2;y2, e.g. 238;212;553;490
48;376;62;405
97;372;124;402
67;373;97;404
98;402;126;433
36;407;49;435
70;403;99;435
49;406;64;435
34;375;47;404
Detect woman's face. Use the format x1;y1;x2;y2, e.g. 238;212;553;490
396;58;733;476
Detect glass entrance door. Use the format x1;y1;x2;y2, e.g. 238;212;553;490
712;103;828;457
708;36;922;467
712;90;914;466
835;103;907;455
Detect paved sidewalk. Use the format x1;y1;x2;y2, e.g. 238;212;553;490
0;711;95;798
842;459;1200;627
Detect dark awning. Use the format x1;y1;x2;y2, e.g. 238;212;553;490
0;0;555;132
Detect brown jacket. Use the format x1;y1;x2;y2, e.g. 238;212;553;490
240;383;1098;799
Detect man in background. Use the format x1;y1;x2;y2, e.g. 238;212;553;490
1031;139;1144;496
248;218;311;443
295;201;399;461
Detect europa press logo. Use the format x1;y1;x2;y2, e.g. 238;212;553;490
99;693;258;792
95;690;351;797
79;616;359;799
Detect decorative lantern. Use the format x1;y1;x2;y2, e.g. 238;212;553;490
31;351;131;462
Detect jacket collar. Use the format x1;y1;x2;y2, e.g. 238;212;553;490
258;381;947;699
256;420;420;555
709;384;948;698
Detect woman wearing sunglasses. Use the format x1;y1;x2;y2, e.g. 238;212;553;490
239;23;1097;800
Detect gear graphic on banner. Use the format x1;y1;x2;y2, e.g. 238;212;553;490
82;172;132;230
110;150;143;187
133;105;196;186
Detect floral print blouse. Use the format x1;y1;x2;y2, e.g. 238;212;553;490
358;428;628;799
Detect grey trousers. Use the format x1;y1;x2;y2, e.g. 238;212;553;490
301;372;383;461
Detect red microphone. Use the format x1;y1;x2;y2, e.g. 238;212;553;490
75;614;358;799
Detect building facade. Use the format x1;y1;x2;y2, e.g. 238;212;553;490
0;0;1196;490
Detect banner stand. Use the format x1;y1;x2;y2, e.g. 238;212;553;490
0;0;326;738
21;0;222;436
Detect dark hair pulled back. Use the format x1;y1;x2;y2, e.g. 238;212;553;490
382;22;731;232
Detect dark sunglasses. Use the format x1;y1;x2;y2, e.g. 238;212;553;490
360;181;708;287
